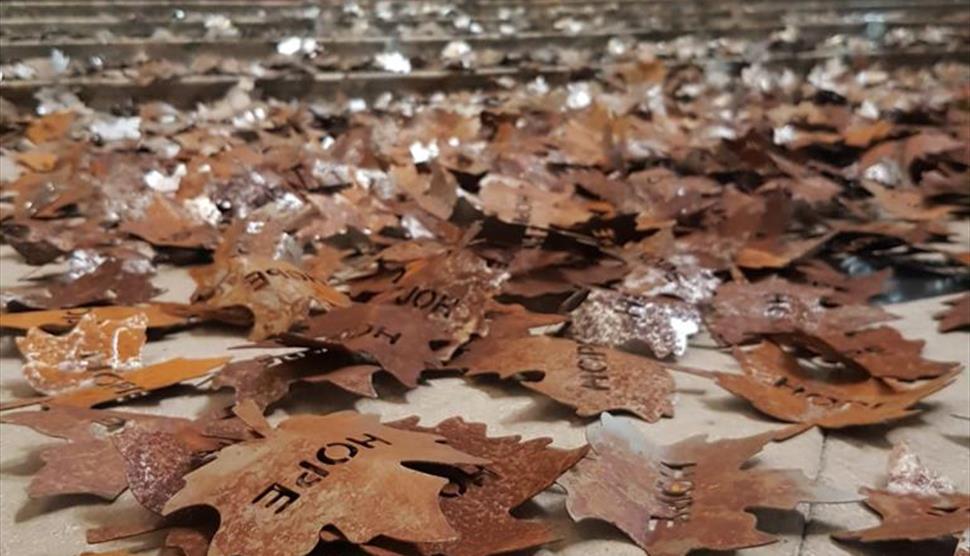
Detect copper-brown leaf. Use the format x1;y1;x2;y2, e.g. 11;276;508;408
795;260;890;305
2;256;161;311
705;277;895;345
26;111;76;144
163;411;488;556
370;248;507;349
15;312;146;395
282;303;446;388
190;257;351;340
119;194;219;250
788;327;961;381
384;417;588;556
460;335;675;421
700;342;958;428
834;489;970;543
0;407;222;505
560;414;854;556
936;294;970;333
0;356;229;410
0;305;188;334
213;348;380;408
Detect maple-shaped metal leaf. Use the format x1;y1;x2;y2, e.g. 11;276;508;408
795;260;890;305
213;349;381;408
0;407;222;506
936;294;970;333
705;277;895;345
384;416;588;556
163;411;488;556
280;303;445;388
119;193;219;250
786;327;961;381
370;248;508;351
15;312;146;395
0;356;229;410
694;342;958;428
0;305;188;334
2;255;162;311
460;335;675;422
559;414;856;556
190;257;351;340
834;489;970;544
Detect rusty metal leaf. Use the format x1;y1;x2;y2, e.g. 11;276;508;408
370;248;507;350
384;416;588;556
119;194;219;250
280;303;445;388
15;312;146;395
936;294;970;333
0;305;188;334
460;335;675;422
213;349;378;409
163;411;488;556
190;257;351;340
560;414;854;556
834;489;970;544
696;342;959;428
1;407;222;506
0;356;230;410
570;288;701;359
786;327;961;381
705;277;895;345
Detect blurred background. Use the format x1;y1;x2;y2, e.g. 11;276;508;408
1;0;969;110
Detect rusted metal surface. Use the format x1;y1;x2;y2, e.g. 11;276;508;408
462;335;675;421
703;341;959;428
163;411;488;556
560;414;855;556
385;416;587;556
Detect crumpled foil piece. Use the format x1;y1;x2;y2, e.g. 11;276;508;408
144;164;187;193
204;14;238;38
571;289;701;358
277;37;318;57
566;82;592;110
441;40;474;68
374;51;412;74
90;115;141;142
409;140;439;164
34;88;86;116
885;442;956;497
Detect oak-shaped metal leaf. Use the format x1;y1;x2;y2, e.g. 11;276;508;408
559;414;855;556
699;342;959;428
459;335;675;422
163;411;488;556
386;416;588;556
